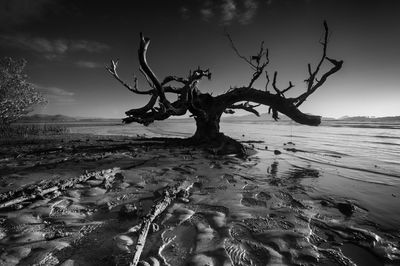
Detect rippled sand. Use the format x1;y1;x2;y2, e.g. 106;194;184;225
0;133;399;265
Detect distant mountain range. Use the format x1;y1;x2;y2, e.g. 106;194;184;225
223;113;400;123
17;114;120;123
332;116;400;122
17;114;400;123
222;113;290;122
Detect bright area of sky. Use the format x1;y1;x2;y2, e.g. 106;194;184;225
0;0;399;119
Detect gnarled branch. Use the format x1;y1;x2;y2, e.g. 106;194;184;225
109;21;342;137
125;93;158;117
216;87;321;125
227;101;261;117
294;21;343;106
106;59;153;95
219;21;342;124
271;71;295;98
295;56;342;106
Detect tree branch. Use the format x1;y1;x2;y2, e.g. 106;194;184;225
188;68;212;84
282;81;294;94
295;57;342;106
125;93;158;117
226;33;255;69
228;101;261;116
139;67;155;89
109;21;342;132
295;21;343;106
106;59;153;95
265;71;270;91
226;33;269;88
271;71;282;96
215;87;321;125
161;75;187;86
138;33;187;115
218;21;342;124
124;97;188;125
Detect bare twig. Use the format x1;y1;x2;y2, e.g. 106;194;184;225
282;81;294;94
265;71;270;91
226;33;255;69
295;21;343;106
226;33;269;88
106;60;153;95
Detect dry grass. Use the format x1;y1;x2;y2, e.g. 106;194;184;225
0;123;69;139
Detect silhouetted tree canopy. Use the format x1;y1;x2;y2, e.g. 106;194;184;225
0;57;46;125
107;22;343;155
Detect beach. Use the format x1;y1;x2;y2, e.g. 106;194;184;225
0;120;399;265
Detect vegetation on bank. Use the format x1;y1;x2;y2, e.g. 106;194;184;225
0;57;46;125
0;124;69;139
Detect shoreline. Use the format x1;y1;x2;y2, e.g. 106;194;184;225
0;130;399;265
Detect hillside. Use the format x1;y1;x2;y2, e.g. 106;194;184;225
16;114;400;124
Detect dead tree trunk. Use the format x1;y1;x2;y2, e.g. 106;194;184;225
192;114;221;142
107;21;343;155
191;114;246;155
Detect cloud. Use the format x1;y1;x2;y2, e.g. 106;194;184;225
179;6;190;20
69;40;109;53
221;0;258;25
239;0;259;25
0;0;54;28
221;0;237;24
182;0;259;25
0;34;109;60
200;8;214;22
75;60;103;69
35;85;76;105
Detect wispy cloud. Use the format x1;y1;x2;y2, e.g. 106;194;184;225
221;0;259;25
35;85;76;105
183;0;259;25
75;60;103;69
69;40;109;53
0;34;109;60
200;8;214;22
221;0;237;24
0;0;54;28
179;6;190;20
239;0;259;25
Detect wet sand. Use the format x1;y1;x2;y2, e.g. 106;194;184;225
0;131;399;265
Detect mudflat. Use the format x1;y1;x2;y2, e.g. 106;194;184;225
0;132;399;265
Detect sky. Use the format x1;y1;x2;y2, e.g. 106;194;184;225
0;0;399;119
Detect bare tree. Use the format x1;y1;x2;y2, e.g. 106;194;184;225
107;21;343;154
0;57;46;125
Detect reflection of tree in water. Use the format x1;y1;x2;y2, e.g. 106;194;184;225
286;166;320;179
267;161;280;186
268;163;320;187
267;161;279;178
284;166;320;191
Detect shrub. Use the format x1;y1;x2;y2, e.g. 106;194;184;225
0;57;46;125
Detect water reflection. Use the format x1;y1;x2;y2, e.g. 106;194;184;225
285;166;320;179
267;161;278;178
266;161;320;189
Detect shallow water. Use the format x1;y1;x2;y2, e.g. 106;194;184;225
76;120;400;231
148;120;400;230
17;119;399;265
